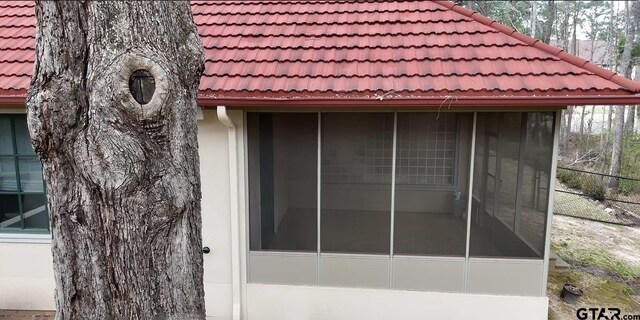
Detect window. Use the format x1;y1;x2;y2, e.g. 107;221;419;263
395;113;458;185
0;115;48;232
470;112;555;258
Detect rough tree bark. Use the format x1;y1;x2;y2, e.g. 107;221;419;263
26;1;205;319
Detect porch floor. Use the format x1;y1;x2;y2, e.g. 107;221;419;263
268;208;503;256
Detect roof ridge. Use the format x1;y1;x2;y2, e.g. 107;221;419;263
433;0;640;93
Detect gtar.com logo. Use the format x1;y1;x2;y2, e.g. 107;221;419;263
577;308;640;320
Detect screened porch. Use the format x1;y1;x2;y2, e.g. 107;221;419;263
246;111;557;296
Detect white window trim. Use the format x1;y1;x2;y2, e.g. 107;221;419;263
0;232;51;244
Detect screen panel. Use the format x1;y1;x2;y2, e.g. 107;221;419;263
321;113;393;254
248;113;318;252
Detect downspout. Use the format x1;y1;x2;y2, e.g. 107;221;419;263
216;106;241;320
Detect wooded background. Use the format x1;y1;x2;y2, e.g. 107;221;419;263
457;0;640;194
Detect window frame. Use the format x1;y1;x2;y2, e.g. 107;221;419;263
0;114;48;234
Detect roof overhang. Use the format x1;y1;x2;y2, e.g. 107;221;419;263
197;95;640;108
3;94;640;109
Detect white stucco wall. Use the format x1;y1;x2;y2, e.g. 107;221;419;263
246;284;548;320
0;240;55;310
199;109;239;319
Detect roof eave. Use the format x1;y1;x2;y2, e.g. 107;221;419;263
197;95;640;108
3;94;639;109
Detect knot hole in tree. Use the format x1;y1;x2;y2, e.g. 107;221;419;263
129;69;155;105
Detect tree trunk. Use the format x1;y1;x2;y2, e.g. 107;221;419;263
566;106;574;154
26;2;206;319
608;104;614;132
626;105;636;133
541;0;556;44
580;106;586;137
610;106;625;188
570;1;578;55
588;105;595;135
531;1;538;38
559;2;571;51
609;0;636;188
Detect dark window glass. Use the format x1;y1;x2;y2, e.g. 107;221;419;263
394;113;472;256
22;194;48;229
321;113;393;254
0;194;20;228
248;113;318;252
0;156;17;192
0;115;48;232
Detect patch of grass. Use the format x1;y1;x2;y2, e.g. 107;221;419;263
557;247;640;281
553;188;628;224
548;270;640;320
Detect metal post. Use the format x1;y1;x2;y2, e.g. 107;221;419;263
389;111;398;287
541;110;561;295
464;111;477;291
317;112;322;285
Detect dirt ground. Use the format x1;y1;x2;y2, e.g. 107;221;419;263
549;215;640;320
552;215;640;270
0;310;54;319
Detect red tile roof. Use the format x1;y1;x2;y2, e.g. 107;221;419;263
1;0;639;107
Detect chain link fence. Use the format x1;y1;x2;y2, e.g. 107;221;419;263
554;167;640;226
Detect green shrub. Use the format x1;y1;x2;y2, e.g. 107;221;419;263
557;169;606;201
556;170;572;183
580;177;606;201
618;179;640;195
557;170;582;189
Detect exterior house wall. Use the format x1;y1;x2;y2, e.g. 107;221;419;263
246;284;548;320
0;240;55;310
0;109;239;318
0;108;552;320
